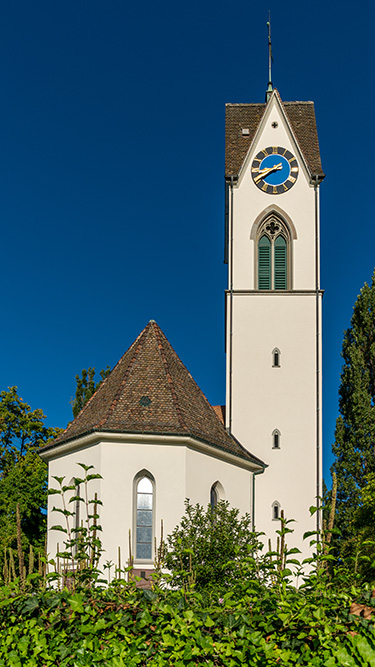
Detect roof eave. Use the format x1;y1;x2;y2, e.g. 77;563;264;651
39;428;266;471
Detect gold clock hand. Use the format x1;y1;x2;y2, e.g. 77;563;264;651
254;162;283;184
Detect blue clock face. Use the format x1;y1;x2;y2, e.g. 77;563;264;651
251;147;299;194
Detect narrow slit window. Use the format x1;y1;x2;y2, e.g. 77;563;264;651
136;476;153;560
272;429;280;449
272;501;281;521
272;348;280;367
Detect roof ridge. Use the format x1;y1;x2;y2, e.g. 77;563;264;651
94;322;153;429
152;322;188;432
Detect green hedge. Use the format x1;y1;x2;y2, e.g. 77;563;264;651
1;576;375;667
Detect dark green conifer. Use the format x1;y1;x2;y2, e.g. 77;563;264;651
332;270;375;540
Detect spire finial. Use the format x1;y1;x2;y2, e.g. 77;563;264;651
266;11;273;102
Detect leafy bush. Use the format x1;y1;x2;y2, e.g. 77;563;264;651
164;500;258;593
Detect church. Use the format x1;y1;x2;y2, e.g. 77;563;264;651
40;84;325;574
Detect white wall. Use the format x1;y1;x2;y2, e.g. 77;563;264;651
45;436;254;573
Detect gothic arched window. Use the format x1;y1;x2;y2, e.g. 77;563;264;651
256;214;291;290
210;484;218;509
134;472;154;560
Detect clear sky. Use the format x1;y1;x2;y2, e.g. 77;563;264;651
1;1;371;486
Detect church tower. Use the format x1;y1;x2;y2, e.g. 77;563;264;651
224;88;325;555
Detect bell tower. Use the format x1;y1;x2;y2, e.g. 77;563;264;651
224;88;325;556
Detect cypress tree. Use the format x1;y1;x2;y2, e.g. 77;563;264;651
72;366;111;418
332;270;375;540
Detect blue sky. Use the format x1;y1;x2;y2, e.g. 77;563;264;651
1;1;372;485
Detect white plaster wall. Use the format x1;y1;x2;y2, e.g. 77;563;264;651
226;291;322;561
46;438;254;574
185;447;252;516
100;440;186;570
46;443;102;565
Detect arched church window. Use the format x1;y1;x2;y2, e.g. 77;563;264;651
272;501;281;521
210;484;218;509
256;214;291;290
135;473;154;560
272;348;281;367
272;429;281;449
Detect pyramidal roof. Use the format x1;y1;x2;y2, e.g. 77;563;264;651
42;321;264;467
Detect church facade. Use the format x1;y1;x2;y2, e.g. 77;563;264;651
40;88;324;572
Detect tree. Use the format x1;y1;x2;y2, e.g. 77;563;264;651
332;270;375;544
0;387;61;564
164;500;258;592
72;366;111;418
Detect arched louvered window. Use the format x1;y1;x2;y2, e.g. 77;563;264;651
135;474;154;560
258;235;271;290
256;214;291;290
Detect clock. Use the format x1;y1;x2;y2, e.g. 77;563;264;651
251;147;299;194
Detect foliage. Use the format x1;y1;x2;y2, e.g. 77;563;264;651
48;463;104;588
72;367;111;418
3;467;375;665
0;387;61;573
164;500;258;593
2;516;375;665
332;270;375;546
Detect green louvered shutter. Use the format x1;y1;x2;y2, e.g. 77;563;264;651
258;236;271;290
274;235;287;290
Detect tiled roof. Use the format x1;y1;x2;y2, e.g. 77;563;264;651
42;321;264;467
225;91;324;178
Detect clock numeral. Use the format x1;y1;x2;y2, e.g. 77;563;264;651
291;167;299;173
261;183;268;192
283;183;288;192
289;176;296;184
251;168;259;173
272;146;277;153
273;186;278;194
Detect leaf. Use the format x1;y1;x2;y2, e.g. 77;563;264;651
19;596;39;615
50;524;68;533
52;475;65;485
143;589;156;601
86;473;103;481
77;463;94;472
68;594;84;613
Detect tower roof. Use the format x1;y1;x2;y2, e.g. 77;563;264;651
225;91;324;178
41;321;264;467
